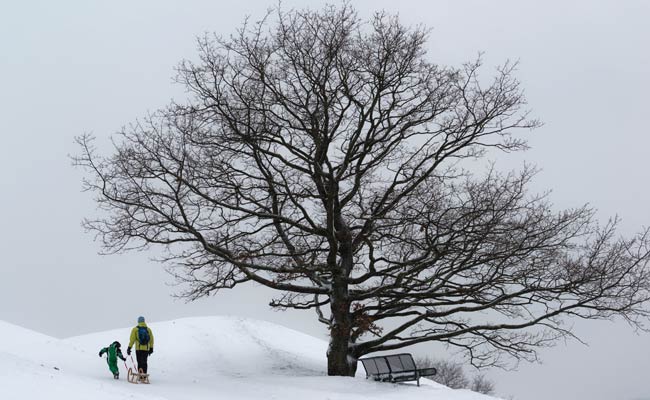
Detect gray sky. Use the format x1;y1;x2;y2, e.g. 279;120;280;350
1;1;649;399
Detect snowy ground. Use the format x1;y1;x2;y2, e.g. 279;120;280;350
0;316;499;400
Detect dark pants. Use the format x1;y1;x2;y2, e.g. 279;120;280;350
136;350;149;373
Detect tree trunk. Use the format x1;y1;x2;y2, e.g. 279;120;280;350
327;296;357;376
325;203;358;376
327;278;357;376
327;340;357;376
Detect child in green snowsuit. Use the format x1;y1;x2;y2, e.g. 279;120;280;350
99;341;127;379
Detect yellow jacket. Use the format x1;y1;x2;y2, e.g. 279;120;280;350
128;322;154;351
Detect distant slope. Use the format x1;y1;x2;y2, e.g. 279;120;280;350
0;317;499;400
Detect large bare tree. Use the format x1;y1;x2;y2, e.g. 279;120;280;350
75;4;650;376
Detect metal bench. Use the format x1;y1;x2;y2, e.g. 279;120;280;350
359;353;437;386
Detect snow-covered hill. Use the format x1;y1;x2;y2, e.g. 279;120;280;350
0;316;498;400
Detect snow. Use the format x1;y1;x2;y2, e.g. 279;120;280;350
0;316;499;400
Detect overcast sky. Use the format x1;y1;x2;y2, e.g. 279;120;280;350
1;1;649;400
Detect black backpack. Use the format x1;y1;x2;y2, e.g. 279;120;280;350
137;326;150;346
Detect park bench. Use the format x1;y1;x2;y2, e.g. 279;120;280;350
359;353;437;386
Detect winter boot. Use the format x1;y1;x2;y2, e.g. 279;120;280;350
114;373;119;379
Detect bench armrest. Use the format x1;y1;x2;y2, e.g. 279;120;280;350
417;367;437;377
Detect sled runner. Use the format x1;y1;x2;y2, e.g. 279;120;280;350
125;356;150;384
127;367;150;384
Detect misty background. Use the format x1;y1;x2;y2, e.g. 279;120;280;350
1;1;648;399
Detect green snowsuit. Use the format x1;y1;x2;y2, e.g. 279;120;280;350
99;342;126;376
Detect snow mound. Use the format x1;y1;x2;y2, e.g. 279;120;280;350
66;316;327;378
0;316;499;400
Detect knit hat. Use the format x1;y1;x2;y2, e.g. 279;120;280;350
137;316;145;323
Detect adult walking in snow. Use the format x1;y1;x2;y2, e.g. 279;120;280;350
127;316;154;377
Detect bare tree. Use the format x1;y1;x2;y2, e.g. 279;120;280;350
416;357;468;389
74;4;650;377
416;356;496;394
471;374;496;395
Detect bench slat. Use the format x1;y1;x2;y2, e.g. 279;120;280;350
398;354;416;370
374;357;391;375
386;355;406;372
360;358;380;376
